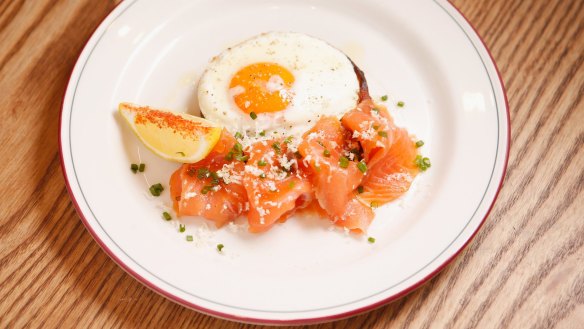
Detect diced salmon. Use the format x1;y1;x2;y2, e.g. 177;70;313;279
243;139;312;233
294;195;373;233
298;117;364;220
297;200;329;218
170;130;248;227
334;198;375;233
358;127;419;206
169;100;421;234
341;99;396;168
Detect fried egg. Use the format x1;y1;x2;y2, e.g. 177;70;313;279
197;32;362;139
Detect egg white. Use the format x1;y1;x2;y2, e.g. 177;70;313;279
197;32;360;139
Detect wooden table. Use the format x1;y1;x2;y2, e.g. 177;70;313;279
1;0;582;328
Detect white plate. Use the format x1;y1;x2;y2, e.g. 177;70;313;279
60;0;509;324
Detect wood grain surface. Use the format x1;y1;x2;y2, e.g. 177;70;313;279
1;0;582;328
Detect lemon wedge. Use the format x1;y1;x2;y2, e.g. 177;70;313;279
118;102;222;163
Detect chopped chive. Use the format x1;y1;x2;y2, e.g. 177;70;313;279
217;244;224;252
179;224;186;232
284;136;293;144
397;101;405;107
235;154;249;162
259;130;266;137
249;112;257;120
149;183;164;196
271;143;281;154
201;186;213;194
357;161;367;173
130;163;138;173
288;181;296;189
415;155;432;171
209;171;221;185
186;235;193;242
357;185;365;194
317;140;324;147
370;201;379;208
368;237;376;243
378;131;388;138
228;141;246;162
162;211;172;221
381;95;388;101
423;157;431;167
323;149;331;157
371;108;379;113
315;165;321;172
176;151;186;156
259;173;266;178
257;160;267;167
187;167;196;177
373;125;380;130
138;163;146;172
197;168;210;179
415;140;425;148
339;156;349;169
415;155;422;169
234;132;243;140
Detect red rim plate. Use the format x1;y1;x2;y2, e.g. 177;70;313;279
58;0;510;324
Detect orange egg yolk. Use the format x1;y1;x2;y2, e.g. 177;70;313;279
229;62;295;114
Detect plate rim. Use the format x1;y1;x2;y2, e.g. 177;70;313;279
58;0;511;324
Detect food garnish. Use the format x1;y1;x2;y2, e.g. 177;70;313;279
119;103;222;163
149;183;164;197
121;33;428;236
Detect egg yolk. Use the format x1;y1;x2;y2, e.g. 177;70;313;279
229;62;295;114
